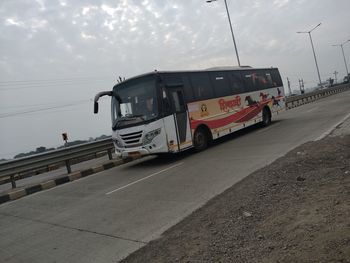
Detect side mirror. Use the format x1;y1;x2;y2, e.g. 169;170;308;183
94;101;99;114
93;91;113;114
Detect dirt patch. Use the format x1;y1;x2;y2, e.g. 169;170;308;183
122;135;350;263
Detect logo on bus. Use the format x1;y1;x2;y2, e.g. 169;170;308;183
218;96;241;112
200;104;209;117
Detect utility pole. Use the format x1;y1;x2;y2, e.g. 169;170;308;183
206;0;241;66
301;79;305;94
332;40;350;78
298;79;305;94
333;71;338;84
297;23;322;86
287;77;292;95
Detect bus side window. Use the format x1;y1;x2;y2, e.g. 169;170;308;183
265;71;273;88
230;72;244;95
209;72;231;98
255;70;269;90
190;73;214;100
243;71;256;92
182;75;194;102
270;69;283;87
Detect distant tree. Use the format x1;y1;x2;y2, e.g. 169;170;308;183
13;134;110;159
14;146;55;158
95;134;109;140
36;146;46;153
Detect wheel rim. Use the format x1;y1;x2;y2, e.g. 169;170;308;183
195;132;204;146
263;109;270;125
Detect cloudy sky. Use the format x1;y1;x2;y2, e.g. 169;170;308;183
0;0;350;159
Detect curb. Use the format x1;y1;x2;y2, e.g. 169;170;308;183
0;157;136;205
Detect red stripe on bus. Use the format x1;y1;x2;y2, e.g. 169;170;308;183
190;101;270;130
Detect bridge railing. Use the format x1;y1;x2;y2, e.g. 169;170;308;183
0;138;114;188
286;83;350;108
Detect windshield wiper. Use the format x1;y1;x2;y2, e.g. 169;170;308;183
129;114;145;120
112;115;145;130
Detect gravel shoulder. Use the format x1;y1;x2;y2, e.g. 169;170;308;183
122;121;350;263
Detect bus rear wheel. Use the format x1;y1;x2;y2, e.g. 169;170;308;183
193;128;208;151
262;107;272;127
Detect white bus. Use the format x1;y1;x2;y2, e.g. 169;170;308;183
94;67;285;158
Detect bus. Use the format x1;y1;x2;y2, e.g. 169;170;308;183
94;67;285;158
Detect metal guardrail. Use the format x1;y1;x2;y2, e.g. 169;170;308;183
286;83;350;108
1;83;349;189
0;138;114;188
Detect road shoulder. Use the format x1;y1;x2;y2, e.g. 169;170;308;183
122;126;350;262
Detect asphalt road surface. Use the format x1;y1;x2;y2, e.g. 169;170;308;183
0;90;349;263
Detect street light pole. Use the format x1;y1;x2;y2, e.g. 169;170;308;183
206;0;241;66
333;40;350;77
297;23;322;86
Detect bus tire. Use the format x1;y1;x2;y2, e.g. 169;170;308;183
193;127;208;151
262;107;272;127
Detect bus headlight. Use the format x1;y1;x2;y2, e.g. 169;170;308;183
113;138;122;147
143;128;161;145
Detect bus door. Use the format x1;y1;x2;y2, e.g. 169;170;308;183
168;87;192;151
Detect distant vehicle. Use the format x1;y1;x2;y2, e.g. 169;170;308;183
94;67;285;158
344;75;349;83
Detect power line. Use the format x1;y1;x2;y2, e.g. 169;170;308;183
0;100;91;118
0;80;111;91
0;76;109;85
0;97;109;118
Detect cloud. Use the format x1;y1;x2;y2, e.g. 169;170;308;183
5;17;25;27
273;0;290;8
81;32;96;40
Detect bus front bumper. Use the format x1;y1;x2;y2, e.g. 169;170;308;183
115;144;168;159
119;148;149;159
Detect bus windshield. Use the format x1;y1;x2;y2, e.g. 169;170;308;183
111;76;158;129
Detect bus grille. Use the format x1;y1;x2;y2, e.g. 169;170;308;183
120;131;143;145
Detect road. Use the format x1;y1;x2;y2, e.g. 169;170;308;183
0;91;349;262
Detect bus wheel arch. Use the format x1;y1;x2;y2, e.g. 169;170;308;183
262;106;272;127
193;125;212;151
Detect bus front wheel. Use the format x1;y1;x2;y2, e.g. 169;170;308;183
262;107;272;127
193;128;208;151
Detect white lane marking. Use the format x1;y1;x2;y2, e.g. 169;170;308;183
315;112;350;141
105;162;184;195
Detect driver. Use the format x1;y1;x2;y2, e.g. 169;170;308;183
145;97;154;116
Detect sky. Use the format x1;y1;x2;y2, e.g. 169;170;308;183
0;0;350;159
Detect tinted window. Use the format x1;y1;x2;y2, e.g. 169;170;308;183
242;70;256;92
242;70;276;91
190;72;214;100
255;70;272;90
229;72;244;94
181;75;194;101
270;69;283;87
209;72;232;97
163;74;194;102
